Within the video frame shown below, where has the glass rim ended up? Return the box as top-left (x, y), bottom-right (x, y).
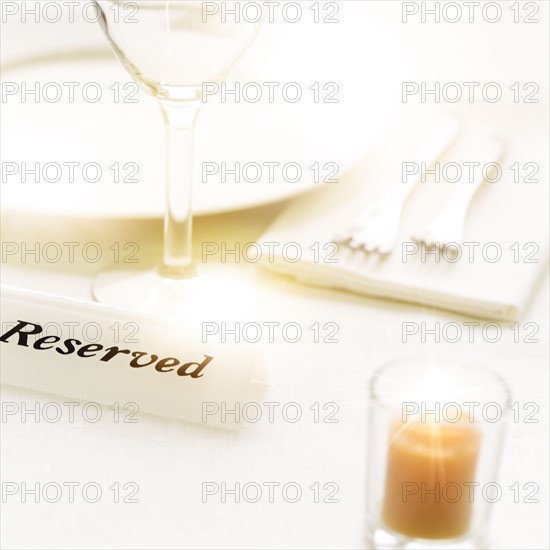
top-left (369, 352), bottom-right (512, 412)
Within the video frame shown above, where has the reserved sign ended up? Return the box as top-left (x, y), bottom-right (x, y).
top-left (0, 286), bottom-right (264, 429)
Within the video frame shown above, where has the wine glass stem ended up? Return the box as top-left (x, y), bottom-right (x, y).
top-left (158, 100), bottom-right (202, 279)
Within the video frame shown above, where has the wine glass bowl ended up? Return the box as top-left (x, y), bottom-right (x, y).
top-left (94, 1), bottom-right (264, 100)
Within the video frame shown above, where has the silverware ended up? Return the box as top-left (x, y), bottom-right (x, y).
top-left (411, 138), bottom-right (505, 251)
top-left (334, 116), bottom-right (460, 254)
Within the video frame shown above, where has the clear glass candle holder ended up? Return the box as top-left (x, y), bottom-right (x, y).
top-left (366, 354), bottom-right (511, 549)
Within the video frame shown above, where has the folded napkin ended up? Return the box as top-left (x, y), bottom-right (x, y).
top-left (258, 116), bottom-right (548, 320)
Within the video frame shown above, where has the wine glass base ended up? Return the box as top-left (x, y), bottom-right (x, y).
top-left (92, 264), bottom-right (260, 321)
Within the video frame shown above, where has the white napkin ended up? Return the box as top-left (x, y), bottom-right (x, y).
top-left (258, 117), bottom-right (548, 320)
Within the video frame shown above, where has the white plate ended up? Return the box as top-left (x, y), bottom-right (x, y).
top-left (1, 52), bottom-right (376, 218)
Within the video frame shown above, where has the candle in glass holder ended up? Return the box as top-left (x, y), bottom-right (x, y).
top-left (382, 420), bottom-right (481, 540)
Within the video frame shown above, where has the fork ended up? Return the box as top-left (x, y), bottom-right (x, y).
top-left (334, 116), bottom-right (461, 254)
top-left (411, 138), bottom-right (505, 251)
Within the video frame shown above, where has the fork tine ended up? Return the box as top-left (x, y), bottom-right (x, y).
top-left (377, 244), bottom-right (392, 255)
top-left (333, 233), bottom-right (348, 244)
top-left (364, 241), bottom-right (377, 253)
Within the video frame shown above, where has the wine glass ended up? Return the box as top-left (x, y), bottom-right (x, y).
top-left (91, 0), bottom-right (265, 318)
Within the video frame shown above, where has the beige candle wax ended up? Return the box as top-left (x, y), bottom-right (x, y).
top-left (382, 420), bottom-right (481, 539)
